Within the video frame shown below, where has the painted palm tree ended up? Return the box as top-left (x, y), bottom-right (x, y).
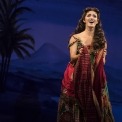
top-left (0, 0), bottom-right (35, 92)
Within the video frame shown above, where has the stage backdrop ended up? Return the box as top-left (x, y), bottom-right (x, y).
top-left (0, 0), bottom-right (122, 122)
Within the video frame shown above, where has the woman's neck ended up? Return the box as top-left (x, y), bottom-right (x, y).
top-left (83, 27), bottom-right (95, 37)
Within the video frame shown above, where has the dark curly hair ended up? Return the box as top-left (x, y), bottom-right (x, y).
top-left (73, 7), bottom-right (106, 50)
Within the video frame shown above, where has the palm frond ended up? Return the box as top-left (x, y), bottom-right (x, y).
top-left (0, 0), bottom-right (7, 15)
top-left (14, 47), bottom-right (24, 59)
top-left (0, 11), bottom-right (6, 23)
top-left (17, 42), bottom-right (34, 50)
top-left (16, 45), bottom-right (31, 57)
top-left (0, 5), bottom-right (6, 23)
top-left (10, 7), bottom-right (32, 19)
top-left (15, 33), bottom-right (35, 45)
top-left (12, 18), bottom-right (27, 26)
top-left (18, 28), bottom-right (31, 34)
top-left (11, 0), bottom-right (26, 8)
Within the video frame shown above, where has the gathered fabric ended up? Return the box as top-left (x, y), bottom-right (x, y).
top-left (57, 44), bottom-right (114, 122)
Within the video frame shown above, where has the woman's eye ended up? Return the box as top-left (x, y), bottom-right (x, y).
top-left (93, 15), bottom-right (97, 18)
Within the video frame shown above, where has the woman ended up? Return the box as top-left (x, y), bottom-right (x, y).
top-left (57, 7), bottom-right (114, 122)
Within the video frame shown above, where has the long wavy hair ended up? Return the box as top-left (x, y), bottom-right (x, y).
top-left (73, 7), bottom-right (106, 50)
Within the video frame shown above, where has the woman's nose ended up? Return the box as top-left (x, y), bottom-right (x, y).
top-left (89, 17), bottom-right (93, 21)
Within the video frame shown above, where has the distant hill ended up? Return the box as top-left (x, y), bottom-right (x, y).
top-left (11, 42), bottom-right (69, 63)
top-left (31, 42), bottom-right (69, 64)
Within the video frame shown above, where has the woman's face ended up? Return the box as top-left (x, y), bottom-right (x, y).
top-left (83, 10), bottom-right (98, 28)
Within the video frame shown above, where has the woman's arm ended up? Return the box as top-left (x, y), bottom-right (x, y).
top-left (103, 42), bottom-right (107, 64)
top-left (69, 36), bottom-right (80, 62)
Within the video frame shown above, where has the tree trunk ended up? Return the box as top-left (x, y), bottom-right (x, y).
top-left (0, 53), bottom-right (11, 92)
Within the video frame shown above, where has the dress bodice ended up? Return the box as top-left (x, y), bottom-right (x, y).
top-left (68, 35), bottom-right (93, 54)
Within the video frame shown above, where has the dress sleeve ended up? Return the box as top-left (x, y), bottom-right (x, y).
top-left (68, 36), bottom-right (78, 48)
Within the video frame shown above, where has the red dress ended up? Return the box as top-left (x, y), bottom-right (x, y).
top-left (57, 37), bottom-right (114, 122)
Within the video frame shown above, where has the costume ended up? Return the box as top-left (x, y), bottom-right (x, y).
top-left (57, 37), bottom-right (114, 122)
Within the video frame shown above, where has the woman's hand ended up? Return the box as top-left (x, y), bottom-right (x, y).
top-left (78, 47), bottom-right (83, 54)
top-left (103, 49), bottom-right (107, 56)
top-left (103, 42), bottom-right (107, 64)
top-left (103, 49), bottom-right (107, 64)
